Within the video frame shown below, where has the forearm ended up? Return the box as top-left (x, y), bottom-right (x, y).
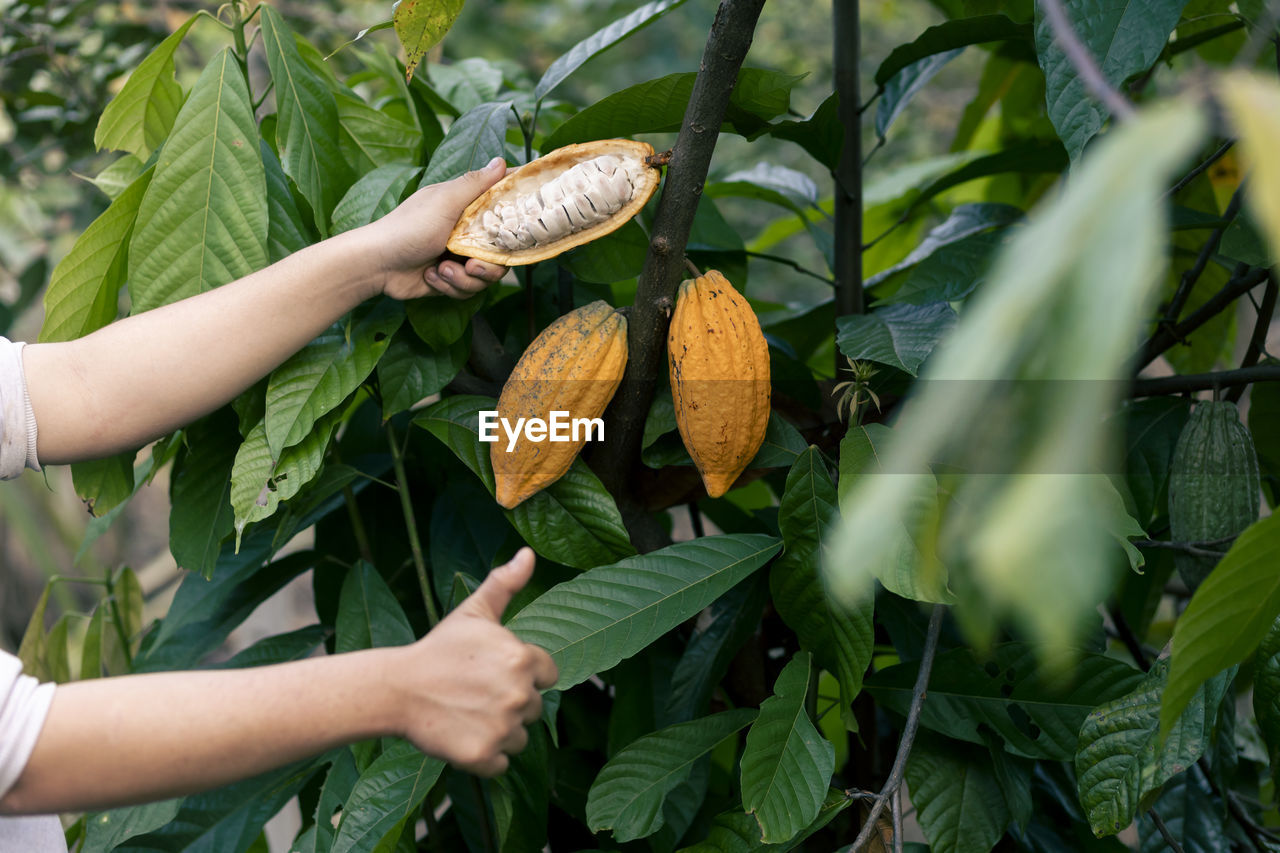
top-left (24, 226), bottom-right (385, 464)
top-left (0, 647), bottom-right (406, 815)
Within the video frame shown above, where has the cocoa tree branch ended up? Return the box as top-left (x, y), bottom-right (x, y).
top-left (1131, 362), bottom-right (1280, 397)
top-left (834, 0), bottom-right (864, 320)
top-left (1226, 271), bottom-right (1278, 403)
top-left (1159, 185), bottom-right (1246, 333)
top-left (1134, 265), bottom-right (1269, 369)
top-left (1148, 809), bottom-right (1187, 853)
top-left (1039, 0), bottom-right (1136, 121)
top-left (850, 604), bottom-right (944, 852)
top-left (592, 0), bottom-right (767, 526)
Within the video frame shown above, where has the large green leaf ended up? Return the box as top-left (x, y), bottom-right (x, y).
top-left (1114, 397), bottom-right (1192, 527)
top-left (505, 534), bottom-right (781, 689)
top-left (229, 409), bottom-right (341, 541)
top-left (835, 302), bottom-right (956, 376)
top-left (905, 734), bottom-right (1011, 853)
top-left (677, 790), bottom-right (853, 853)
top-left (71, 452), bottom-right (134, 517)
top-left (534, 0), bottom-right (689, 101)
top-left (771, 447), bottom-right (872, 731)
top-left (40, 166), bottom-right (152, 343)
top-left (876, 50), bottom-right (964, 140)
top-left (331, 164), bottom-right (422, 235)
top-left (1254, 615), bottom-right (1280, 770)
top-left (1034, 0), bottom-right (1192, 161)
top-left (262, 142), bottom-right (312, 263)
top-left (413, 395), bottom-right (634, 569)
top-left (1162, 513), bottom-right (1280, 735)
top-left (260, 6), bottom-right (352, 234)
top-left (1076, 658), bottom-right (1233, 837)
top-left (828, 102), bottom-right (1204, 651)
top-left (865, 202), bottom-right (1022, 289)
top-left (336, 91), bottom-right (423, 173)
top-left (587, 709), bottom-right (756, 842)
top-left (393, 0), bottom-right (465, 81)
top-left (405, 292), bottom-right (485, 350)
top-left (377, 325), bottom-right (470, 419)
top-left (875, 15), bottom-right (1032, 87)
top-left (1136, 765), bottom-right (1229, 853)
top-left (421, 100), bottom-right (511, 186)
top-left (866, 643), bottom-right (1145, 760)
top-left (169, 410), bottom-right (238, 578)
top-left (335, 561), bottom-right (416, 653)
top-left (94, 15), bottom-right (197, 158)
top-left (82, 799), bottom-right (182, 853)
top-left (740, 652), bottom-right (835, 844)
top-left (331, 739), bottom-right (444, 853)
top-left (264, 300), bottom-right (402, 458)
top-left (128, 49), bottom-right (267, 314)
top-left (544, 69), bottom-right (801, 151)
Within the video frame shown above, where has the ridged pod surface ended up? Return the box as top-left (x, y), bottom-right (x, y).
top-left (668, 270), bottom-right (771, 498)
top-left (1168, 400), bottom-right (1260, 587)
top-left (493, 300), bottom-right (628, 509)
top-left (447, 139), bottom-right (662, 266)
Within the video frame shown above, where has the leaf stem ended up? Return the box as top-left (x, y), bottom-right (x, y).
top-left (1148, 809), bottom-right (1187, 853)
top-left (104, 570), bottom-right (134, 672)
top-left (849, 603), bottom-right (944, 852)
top-left (387, 421), bottom-right (440, 628)
top-left (1226, 271), bottom-right (1278, 404)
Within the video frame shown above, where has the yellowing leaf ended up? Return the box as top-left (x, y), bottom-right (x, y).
top-left (1220, 73), bottom-right (1280, 264)
top-left (393, 0), bottom-right (465, 81)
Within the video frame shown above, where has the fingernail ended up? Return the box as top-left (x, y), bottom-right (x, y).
top-left (440, 266), bottom-right (454, 280)
top-left (487, 156), bottom-right (505, 171)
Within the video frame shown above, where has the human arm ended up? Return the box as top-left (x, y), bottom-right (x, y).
top-left (0, 548), bottom-right (556, 816)
top-left (23, 157), bottom-right (509, 465)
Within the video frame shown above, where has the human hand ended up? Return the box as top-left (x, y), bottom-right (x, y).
top-left (394, 547), bottom-right (557, 776)
top-left (363, 156), bottom-right (511, 301)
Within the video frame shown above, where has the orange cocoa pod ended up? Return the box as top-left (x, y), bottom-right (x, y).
top-left (447, 139), bottom-right (663, 266)
top-left (492, 300), bottom-right (628, 508)
top-left (668, 270), bottom-right (771, 498)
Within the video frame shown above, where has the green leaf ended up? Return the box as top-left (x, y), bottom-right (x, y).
top-left (421, 100), bottom-right (511, 186)
top-left (40, 166), bottom-right (152, 343)
top-left (71, 452), bottom-right (135, 517)
top-left (506, 534), bottom-right (781, 690)
top-left (1076, 657), bottom-right (1233, 837)
top-left (1136, 767), bottom-right (1229, 853)
top-left (94, 15), bottom-right (197, 158)
top-left (405, 292), bottom-right (485, 350)
top-left (740, 652), bottom-right (835, 844)
top-left (1034, 0), bottom-right (1192, 160)
top-left (544, 69), bottom-right (799, 151)
top-left (677, 789), bottom-right (853, 853)
top-left (493, 725), bottom-right (551, 853)
top-left (1255, 615), bottom-right (1280, 770)
top-left (587, 709), bottom-right (755, 842)
top-left (331, 739), bottom-right (445, 853)
top-left (534, 0), bottom-right (690, 101)
top-left (835, 302), bottom-right (956, 376)
top-left (82, 798), bottom-right (183, 853)
top-left (331, 164), bottom-right (422, 235)
top-left (905, 734), bottom-right (1012, 853)
top-left (16, 585), bottom-right (51, 682)
top-left (262, 142), bottom-right (313, 263)
top-left (1114, 397), bottom-right (1192, 527)
top-left (210, 625), bottom-right (327, 669)
top-left (377, 326), bottom-right (470, 419)
top-left (336, 90), bottom-right (423, 172)
top-left (335, 561), bottom-right (416, 653)
top-left (1220, 75), bottom-right (1280, 264)
top-left (169, 410), bottom-right (238, 578)
top-left (771, 447), bottom-right (872, 731)
top-left (866, 202), bottom-right (1022, 290)
top-left (836, 424), bottom-right (952, 604)
top-left (762, 93), bottom-right (841, 171)
top-left (229, 410), bottom-right (341, 541)
top-left (1248, 358), bottom-right (1280, 506)
top-left (560, 220), bottom-right (650, 284)
top-left (393, 0), bottom-right (465, 82)
top-left (1162, 513), bottom-right (1280, 735)
top-left (876, 49), bottom-right (964, 139)
top-left (260, 6), bottom-right (353, 234)
top-left (128, 49), bottom-right (267, 314)
top-left (875, 15), bottom-right (1032, 87)
top-left (413, 395), bottom-right (634, 569)
top-left (302, 751), bottom-right (360, 853)
top-left (866, 643), bottom-right (1145, 760)
top-left (881, 230), bottom-right (1005, 305)
top-left (265, 300), bottom-right (402, 458)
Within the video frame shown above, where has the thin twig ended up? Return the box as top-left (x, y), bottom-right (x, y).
top-left (1040, 0), bottom-right (1136, 120)
top-left (1164, 139), bottom-right (1235, 200)
top-left (849, 604), bottom-right (945, 852)
top-left (1133, 537), bottom-right (1235, 559)
top-left (833, 0), bottom-right (864, 322)
top-left (1148, 809), bottom-right (1187, 853)
top-left (1160, 185), bottom-right (1247, 329)
top-left (1226, 272), bottom-right (1278, 404)
top-left (1107, 604), bottom-right (1152, 672)
top-left (1135, 265), bottom-right (1268, 370)
top-left (1132, 362), bottom-right (1280, 397)
top-left (892, 787), bottom-right (904, 853)
top-left (743, 250), bottom-right (834, 285)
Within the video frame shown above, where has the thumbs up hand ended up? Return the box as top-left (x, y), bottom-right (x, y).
top-left (395, 547), bottom-right (558, 776)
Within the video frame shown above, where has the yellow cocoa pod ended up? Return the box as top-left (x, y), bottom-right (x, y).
top-left (447, 139), bottom-right (663, 266)
top-left (668, 270), bottom-right (771, 498)
top-left (493, 300), bottom-right (628, 508)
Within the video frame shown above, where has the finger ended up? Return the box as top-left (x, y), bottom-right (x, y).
top-left (500, 724), bottom-right (529, 755)
top-left (424, 267), bottom-right (466, 298)
top-left (521, 691), bottom-right (544, 724)
top-left (468, 753), bottom-right (509, 778)
top-left (530, 647), bottom-right (559, 691)
top-left (437, 261), bottom-right (491, 294)
top-left (463, 259), bottom-right (508, 282)
top-left (459, 547), bottom-right (536, 622)
top-left (433, 156), bottom-right (507, 216)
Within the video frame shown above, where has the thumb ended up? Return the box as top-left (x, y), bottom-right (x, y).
top-left (434, 156), bottom-right (507, 216)
top-left (461, 547), bottom-right (535, 622)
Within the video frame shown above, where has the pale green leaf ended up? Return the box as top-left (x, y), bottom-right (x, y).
top-left (740, 652), bottom-right (835, 844)
top-left (1219, 74), bottom-right (1280, 261)
top-left (332, 164), bottom-right (421, 235)
top-left (94, 15), bottom-right (197, 158)
top-left (336, 91), bottom-right (423, 172)
top-left (230, 410), bottom-right (341, 541)
top-left (420, 100), bottom-right (511, 186)
top-left (506, 534), bottom-right (782, 690)
top-left (128, 49), bottom-right (267, 314)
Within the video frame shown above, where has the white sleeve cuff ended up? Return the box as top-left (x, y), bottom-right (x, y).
top-left (0, 652), bottom-right (56, 800)
top-left (0, 338), bottom-right (41, 480)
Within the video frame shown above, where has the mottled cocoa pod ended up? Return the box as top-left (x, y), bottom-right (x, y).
top-left (492, 300), bottom-right (628, 508)
top-left (447, 139), bottom-right (662, 266)
top-left (668, 270), bottom-right (771, 498)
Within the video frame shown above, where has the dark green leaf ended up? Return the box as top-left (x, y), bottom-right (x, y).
top-left (405, 292), bottom-right (485, 350)
top-left (866, 202), bottom-right (1022, 289)
top-left (169, 410), bottom-right (239, 578)
top-left (560, 220), bottom-right (649, 284)
top-left (211, 625), bottom-right (327, 669)
top-left (506, 534), bottom-right (781, 689)
top-left (1114, 397), bottom-right (1192, 527)
top-left (331, 739), bottom-right (444, 853)
top-left (763, 93), bottom-right (841, 170)
top-left (262, 142), bottom-right (313, 263)
top-left (82, 799), bottom-right (182, 853)
top-left (1136, 768), bottom-right (1229, 853)
top-left (336, 561), bottom-right (416, 653)
top-left (835, 302), bottom-right (956, 376)
top-left (377, 325), bottom-right (470, 419)
top-left (1258, 616), bottom-right (1280, 770)
top-left (421, 100), bottom-right (511, 186)
top-left (875, 15), bottom-right (1032, 86)
top-left (331, 164), bottom-right (421, 235)
top-left (71, 452), bottom-right (135, 517)
top-left (906, 734), bottom-right (1011, 853)
top-left (877, 49), bottom-right (965, 139)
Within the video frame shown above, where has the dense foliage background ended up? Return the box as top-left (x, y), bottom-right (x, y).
top-left (6, 0), bottom-right (1280, 850)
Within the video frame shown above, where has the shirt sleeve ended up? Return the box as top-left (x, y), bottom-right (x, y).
top-left (0, 337), bottom-right (40, 480)
top-left (0, 649), bottom-right (56, 800)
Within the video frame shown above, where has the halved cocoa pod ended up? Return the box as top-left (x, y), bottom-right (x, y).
top-left (447, 139), bottom-right (663, 266)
